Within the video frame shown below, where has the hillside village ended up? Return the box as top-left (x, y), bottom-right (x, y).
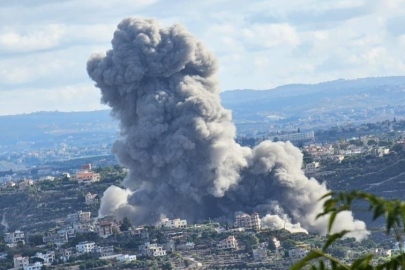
top-left (2, 118), bottom-right (405, 269)
top-left (0, 162), bottom-right (401, 270)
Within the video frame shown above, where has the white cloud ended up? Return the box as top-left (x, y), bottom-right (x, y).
top-left (1, 0), bottom-right (405, 114)
top-left (242, 23), bottom-right (300, 48)
top-left (0, 84), bottom-right (107, 116)
top-left (0, 24), bottom-right (65, 53)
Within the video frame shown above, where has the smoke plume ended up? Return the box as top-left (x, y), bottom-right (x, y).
top-left (87, 18), bottom-right (367, 240)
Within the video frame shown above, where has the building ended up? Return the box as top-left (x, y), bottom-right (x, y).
top-left (288, 244), bottom-right (309, 259)
top-left (269, 131), bottom-right (315, 143)
top-left (43, 231), bottom-right (68, 246)
top-left (58, 227), bottom-right (76, 239)
top-left (73, 222), bottom-right (94, 233)
top-left (78, 211), bottom-right (91, 222)
top-left (32, 251), bottom-right (55, 266)
top-left (24, 262), bottom-right (43, 270)
top-left (139, 242), bottom-right (167, 257)
top-left (305, 162), bottom-right (320, 173)
top-left (18, 179), bottom-right (34, 190)
top-left (253, 243), bottom-right (268, 261)
top-left (234, 212), bottom-right (261, 230)
top-left (85, 192), bottom-right (98, 205)
top-left (159, 218), bottom-right (187, 229)
top-left (176, 242), bottom-right (195, 250)
top-left (59, 248), bottom-right (75, 262)
top-left (371, 147), bottom-right (390, 157)
top-left (5, 230), bottom-right (25, 247)
top-left (217, 236), bottom-right (238, 250)
top-left (76, 241), bottom-right (96, 253)
top-left (13, 254), bottom-right (29, 269)
top-left (4, 181), bottom-right (16, 188)
top-left (117, 254), bottom-right (137, 263)
top-left (134, 226), bottom-right (149, 239)
top-left (93, 246), bottom-right (114, 257)
top-left (375, 248), bottom-right (392, 257)
top-left (96, 222), bottom-right (114, 238)
top-left (61, 172), bottom-right (71, 179)
top-left (75, 171), bottom-right (100, 184)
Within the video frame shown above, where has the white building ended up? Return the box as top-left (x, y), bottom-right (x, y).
top-left (73, 222), bottom-right (94, 233)
top-left (14, 254), bottom-right (29, 269)
top-left (117, 254), bottom-right (137, 263)
top-left (85, 192), bottom-right (98, 205)
top-left (78, 211), bottom-right (91, 223)
top-left (43, 231), bottom-right (68, 246)
top-left (159, 218), bottom-right (187, 229)
top-left (217, 236), bottom-right (238, 250)
top-left (32, 251), bottom-right (55, 266)
top-left (5, 230), bottom-right (25, 247)
top-left (305, 162), bottom-right (320, 173)
top-left (76, 241), bottom-right (96, 253)
top-left (93, 246), bottom-right (114, 257)
top-left (24, 262), bottom-right (43, 270)
top-left (253, 244), bottom-right (268, 261)
top-left (18, 179), bottom-right (34, 190)
top-left (177, 242), bottom-right (195, 250)
top-left (269, 131), bottom-right (315, 143)
top-left (139, 242), bottom-right (167, 257)
top-left (288, 244), bottom-right (309, 259)
top-left (234, 212), bottom-right (261, 230)
top-left (66, 210), bottom-right (91, 223)
top-left (59, 248), bottom-right (75, 262)
top-left (75, 171), bottom-right (100, 184)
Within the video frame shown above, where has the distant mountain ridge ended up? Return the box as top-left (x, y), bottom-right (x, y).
top-left (1, 76), bottom-right (405, 147)
top-left (220, 76), bottom-right (405, 124)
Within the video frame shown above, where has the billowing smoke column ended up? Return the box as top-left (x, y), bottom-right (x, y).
top-left (87, 18), bottom-right (367, 239)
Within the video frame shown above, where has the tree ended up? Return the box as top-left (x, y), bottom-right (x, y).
top-left (120, 216), bottom-right (132, 232)
top-left (28, 234), bottom-right (44, 246)
top-left (162, 262), bottom-right (174, 270)
top-left (244, 235), bottom-right (259, 252)
top-left (292, 191), bottom-right (405, 270)
top-left (268, 239), bottom-right (277, 251)
top-left (367, 139), bottom-right (377, 146)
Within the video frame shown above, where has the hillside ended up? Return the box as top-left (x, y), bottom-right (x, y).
top-left (1, 77), bottom-right (405, 150)
top-left (221, 76), bottom-right (405, 125)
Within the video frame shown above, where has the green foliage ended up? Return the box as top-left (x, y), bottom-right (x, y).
top-left (28, 234), bottom-right (44, 246)
top-left (120, 216), bottom-right (132, 232)
top-left (244, 235), bottom-right (259, 252)
top-left (292, 191), bottom-right (405, 270)
top-left (368, 140), bottom-right (377, 146)
top-left (349, 139), bottom-right (364, 146)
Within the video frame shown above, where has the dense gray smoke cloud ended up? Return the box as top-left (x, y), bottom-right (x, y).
top-left (88, 18), bottom-right (367, 240)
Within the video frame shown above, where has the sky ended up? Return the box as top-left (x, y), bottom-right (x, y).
top-left (1, 0), bottom-right (405, 115)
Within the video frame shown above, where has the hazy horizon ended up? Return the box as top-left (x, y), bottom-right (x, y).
top-left (1, 0), bottom-right (405, 115)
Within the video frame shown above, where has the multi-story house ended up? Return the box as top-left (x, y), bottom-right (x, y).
top-left (43, 231), bottom-right (68, 246)
top-left (24, 262), bottom-right (43, 270)
top-left (32, 251), bottom-right (55, 266)
top-left (85, 192), bottom-right (98, 205)
top-left (5, 230), bottom-right (25, 247)
top-left (76, 241), bottom-right (96, 253)
top-left (288, 244), bottom-right (309, 259)
top-left (234, 212), bottom-right (261, 230)
top-left (159, 218), bottom-right (187, 229)
top-left (96, 222), bottom-right (116, 238)
top-left (139, 242), bottom-right (167, 257)
top-left (117, 254), bottom-right (137, 263)
top-left (217, 236), bottom-right (238, 250)
top-left (93, 246), bottom-right (114, 257)
top-left (13, 254), bottom-right (29, 269)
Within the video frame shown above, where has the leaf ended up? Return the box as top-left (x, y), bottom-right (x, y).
top-left (323, 230), bottom-right (349, 251)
